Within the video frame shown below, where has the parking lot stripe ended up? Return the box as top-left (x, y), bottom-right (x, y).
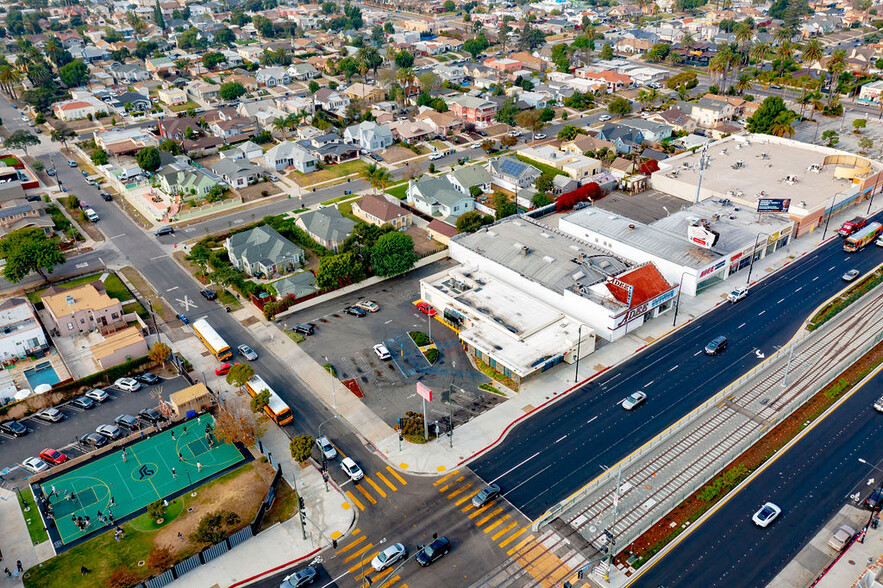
top-left (386, 466), bottom-right (407, 485)
top-left (434, 470), bottom-right (460, 486)
top-left (375, 472), bottom-right (397, 492)
top-left (356, 484), bottom-right (377, 504)
top-left (345, 490), bottom-right (365, 511)
top-left (507, 535), bottom-right (535, 556)
top-left (365, 476), bottom-right (386, 498)
top-left (339, 534), bottom-right (366, 556)
top-left (474, 506), bottom-right (503, 525)
top-left (456, 488), bottom-right (482, 506)
top-left (484, 514), bottom-right (510, 534)
top-left (343, 540), bottom-right (373, 563)
top-left (446, 482), bottom-right (472, 499)
top-left (498, 527), bottom-right (528, 548)
top-left (491, 520), bottom-right (519, 541)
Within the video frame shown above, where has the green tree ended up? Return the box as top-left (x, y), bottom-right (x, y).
top-left (853, 118), bottom-right (867, 133)
top-left (455, 210), bottom-right (492, 233)
top-left (5, 130), bottom-right (39, 154)
top-left (308, 80), bottom-right (320, 94)
top-left (384, 22), bottom-right (394, 34)
top-left (226, 363), bottom-right (256, 392)
top-left (462, 35), bottom-right (490, 59)
top-left (51, 125), bottom-right (76, 148)
top-left (599, 43), bottom-right (614, 60)
top-left (159, 139), bottom-right (183, 155)
top-left (645, 43), bottom-right (670, 62)
top-left (443, 0), bottom-right (455, 10)
top-left (191, 510), bottom-right (241, 545)
top-left (492, 192), bottom-right (516, 220)
top-left (495, 97), bottom-right (520, 125)
top-left (58, 59), bottom-right (89, 87)
top-left (0, 227), bottom-right (65, 283)
top-left (859, 135), bottom-right (874, 153)
top-left (532, 192), bottom-right (552, 207)
top-left (202, 52), bottom-right (225, 70)
top-left (500, 134), bottom-right (517, 149)
top-left (395, 50), bottom-right (414, 69)
top-left (153, 0), bottom-right (165, 29)
top-left (289, 434), bottom-right (314, 462)
top-left (214, 27), bottom-right (235, 46)
top-left (535, 174), bottom-right (554, 193)
top-left (250, 389), bottom-right (270, 413)
top-left (608, 96), bottom-right (632, 116)
top-left (219, 81), bottom-right (246, 101)
top-left (822, 129), bottom-right (839, 147)
top-left (746, 96), bottom-right (796, 135)
top-left (557, 124), bottom-right (579, 141)
top-left (91, 148), bottom-right (108, 165)
top-left (316, 251), bottom-right (366, 289)
top-left (136, 146), bottom-right (161, 172)
top-left (370, 232), bottom-right (418, 277)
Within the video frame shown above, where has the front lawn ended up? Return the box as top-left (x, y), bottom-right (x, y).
top-left (27, 272), bottom-right (131, 305)
top-left (386, 184), bottom-right (408, 200)
top-left (290, 160), bottom-right (368, 187)
top-left (168, 100), bottom-right (200, 113)
top-left (18, 487), bottom-right (49, 544)
top-left (514, 154), bottom-right (569, 178)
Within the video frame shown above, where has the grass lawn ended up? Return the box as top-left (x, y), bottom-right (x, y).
top-left (18, 487), bottom-right (49, 544)
top-left (430, 140), bottom-right (449, 150)
top-left (320, 194), bottom-right (359, 206)
top-left (386, 184), bottom-right (408, 200)
top-left (435, 55), bottom-right (448, 62)
top-left (27, 272), bottom-right (131, 304)
top-left (217, 289), bottom-right (242, 310)
top-left (121, 300), bottom-right (148, 320)
top-left (515, 154), bottom-right (569, 178)
top-left (290, 160), bottom-right (368, 187)
top-left (337, 201), bottom-right (361, 223)
top-left (168, 100), bottom-right (200, 113)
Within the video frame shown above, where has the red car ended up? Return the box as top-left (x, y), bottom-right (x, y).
top-left (416, 301), bottom-right (437, 317)
top-left (39, 448), bottom-right (68, 465)
top-left (215, 362), bottom-right (241, 376)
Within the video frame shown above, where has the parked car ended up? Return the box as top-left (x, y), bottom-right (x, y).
top-left (344, 306), bottom-right (367, 317)
top-left (70, 396), bottom-right (95, 410)
top-left (843, 269), bottom-right (860, 282)
top-left (622, 391), bottom-right (647, 410)
top-left (828, 524), bottom-right (856, 551)
top-left (598, 114), bottom-right (612, 122)
top-left (316, 436), bottom-right (337, 460)
top-left (752, 502), bottom-right (781, 527)
top-left (115, 414), bottom-right (140, 431)
top-left (340, 457), bottom-right (364, 481)
top-left (215, 362), bottom-right (241, 376)
top-left (357, 300), bottom-right (380, 312)
top-left (39, 448), bottom-right (68, 465)
top-left (35, 407), bottom-right (65, 422)
top-left (96, 424), bottom-right (124, 440)
top-left (373, 343), bottom-right (391, 360)
top-left (100, 192), bottom-right (112, 201)
top-left (139, 408), bottom-right (165, 425)
top-left (176, 313), bottom-right (189, 324)
top-left (46, 168), bottom-right (56, 176)
top-left (416, 301), bottom-right (437, 317)
top-left (866, 486), bottom-right (883, 511)
top-left (293, 324), bottom-right (315, 336)
top-left (416, 536), bottom-right (451, 566)
top-left (534, 133), bottom-right (547, 140)
top-left (472, 484), bottom-right (501, 508)
top-left (369, 153), bottom-right (383, 162)
top-left (727, 286), bottom-right (749, 303)
top-left (875, 395), bottom-right (883, 413)
top-left (84, 208), bottom-right (99, 222)
top-left (155, 226), bottom-right (175, 237)
top-left (704, 336), bottom-right (728, 356)
top-left (114, 378), bottom-right (141, 392)
top-left (80, 432), bottom-right (108, 448)
top-left (279, 566), bottom-right (317, 587)
top-left (21, 457), bottom-right (49, 474)
top-left (135, 372), bottom-right (160, 385)
top-left (238, 344), bottom-right (258, 360)
top-left (371, 543), bottom-right (407, 571)
top-left (429, 152), bottom-right (444, 161)
top-left (200, 289), bottom-right (217, 301)
top-left (0, 420), bottom-right (28, 437)
top-left (67, 160), bottom-right (78, 167)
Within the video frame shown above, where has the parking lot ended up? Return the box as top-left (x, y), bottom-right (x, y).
top-left (0, 375), bottom-right (193, 488)
top-left (280, 261), bottom-right (504, 429)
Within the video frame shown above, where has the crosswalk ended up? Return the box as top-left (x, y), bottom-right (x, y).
top-left (338, 529), bottom-right (409, 588)
top-left (342, 465), bottom-right (408, 512)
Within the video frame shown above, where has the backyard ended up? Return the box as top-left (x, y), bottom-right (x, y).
top-left (289, 159), bottom-right (368, 187)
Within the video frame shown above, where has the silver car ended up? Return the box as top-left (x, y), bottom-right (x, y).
top-left (622, 391), bottom-right (647, 410)
top-left (238, 345), bottom-right (258, 360)
top-left (371, 543), bottom-right (406, 571)
top-left (35, 407), bottom-right (64, 422)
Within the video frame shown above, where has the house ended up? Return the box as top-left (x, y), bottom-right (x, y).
top-left (313, 88), bottom-right (351, 113)
top-left (611, 119), bottom-right (673, 143)
top-left (158, 86), bottom-right (188, 106)
top-left (510, 51), bottom-right (547, 72)
top-left (108, 90), bottom-right (151, 114)
top-left (146, 56), bottom-right (176, 74)
top-left (389, 119), bottom-right (435, 144)
top-left (263, 141), bottom-right (318, 173)
top-left (0, 298), bottom-right (48, 361)
top-left (426, 219), bottom-right (458, 245)
top-left (287, 63), bottom-right (319, 80)
top-left (614, 38), bottom-right (655, 55)
top-left (519, 145), bottom-right (602, 182)
top-left (575, 70), bottom-right (633, 92)
top-left (859, 79), bottom-right (883, 103)
top-left (434, 64), bottom-right (466, 85)
top-left (221, 50), bottom-right (244, 68)
top-left (226, 225), bottom-right (304, 278)
top-left (484, 57), bottom-right (521, 73)
top-left (211, 158), bottom-right (263, 188)
top-left (219, 140), bottom-right (263, 161)
top-left (295, 208), bottom-right (356, 252)
top-left (158, 116), bottom-right (200, 141)
top-left (351, 194), bottom-right (412, 230)
top-left (157, 166), bottom-right (220, 197)
top-left (415, 109), bottom-right (461, 136)
top-left (447, 165), bottom-right (493, 195)
top-left (108, 62), bottom-right (150, 82)
top-left (689, 96), bottom-right (736, 127)
top-left (42, 281), bottom-right (125, 337)
top-left (448, 94), bottom-right (497, 127)
top-left (487, 156), bottom-right (541, 192)
top-left (0, 200), bottom-right (54, 238)
top-left (209, 117), bottom-right (257, 141)
top-left (343, 83), bottom-right (385, 105)
top-left (52, 97), bottom-right (108, 121)
top-left (406, 176), bottom-right (475, 221)
top-left (649, 108), bottom-right (697, 134)
top-left (597, 123), bottom-right (646, 154)
top-left (90, 326), bottom-right (148, 370)
top-left (343, 121), bottom-right (393, 152)
top-left (256, 66), bottom-right (291, 87)
top-left (187, 79), bottom-right (221, 102)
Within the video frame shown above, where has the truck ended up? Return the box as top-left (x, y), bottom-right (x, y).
top-left (838, 217), bottom-right (868, 237)
top-left (844, 221), bottom-right (882, 252)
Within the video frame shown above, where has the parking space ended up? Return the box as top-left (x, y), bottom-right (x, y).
top-left (280, 260), bottom-right (503, 427)
top-left (0, 375), bottom-right (193, 487)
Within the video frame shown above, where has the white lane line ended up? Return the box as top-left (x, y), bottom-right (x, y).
top-left (778, 298), bottom-right (785, 304)
top-left (151, 255), bottom-right (165, 260)
top-left (829, 266), bottom-right (835, 271)
top-left (645, 379), bottom-right (655, 387)
top-left (586, 416), bottom-right (598, 425)
top-left (167, 287), bottom-right (179, 292)
top-left (668, 364), bottom-right (678, 372)
top-left (758, 310), bottom-right (766, 316)
top-left (812, 276), bottom-right (819, 281)
top-left (490, 451), bottom-right (541, 485)
top-left (795, 287), bottom-right (802, 293)
top-left (321, 572), bottom-right (351, 588)
top-left (555, 435), bottom-right (567, 444)
top-left (738, 323), bottom-right (745, 329)
top-left (694, 350), bottom-right (702, 356)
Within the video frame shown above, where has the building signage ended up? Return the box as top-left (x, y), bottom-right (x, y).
top-left (730, 251), bottom-right (742, 262)
top-left (614, 287), bottom-right (678, 328)
top-left (687, 224), bottom-right (719, 249)
top-left (416, 382), bottom-right (432, 402)
top-left (757, 198), bottom-right (791, 213)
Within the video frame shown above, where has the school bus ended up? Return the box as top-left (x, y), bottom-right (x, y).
top-left (244, 374), bottom-right (294, 426)
top-left (192, 318), bottom-right (232, 361)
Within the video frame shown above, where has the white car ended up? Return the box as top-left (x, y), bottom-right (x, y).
top-left (85, 388), bottom-right (109, 402)
top-left (21, 457), bottom-right (49, 474)
top-left (727, 286), bottom-right (749, 303)
top-left (114, 378), bottom-right (141, 392)
top-left (598, 114), bottom-right (612, 122)
top-left (875, 395), bottom-right (883, 413)
top-left (622, 391), bottom-right (647, 410)
top-left (752, 502), bottom-right (781, 527)
top-left (828, 524), bottom-right (856, 551)
top-left (316, 436), bottom-right (337, 460)
top-left (534, 133), bottom-right (547, 140)
top-left (340, 457), bottom-right (364, 481)
top-left (429, 152), bottom-right (444, 161)
top-left (843, 269), bottom-right (860, 282)
top-left (373, 343), bottom-right (391, 360)
top-left (238, 344), bottom-right (258, 360)
top-left (371, 543), bottom-right (407, 571)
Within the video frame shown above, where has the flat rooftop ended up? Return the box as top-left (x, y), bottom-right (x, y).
top-left (654, 134), bottom-right (876, 213)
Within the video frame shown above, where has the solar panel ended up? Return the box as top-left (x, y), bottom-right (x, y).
top-left (499, 159), bottom-right (525, 177)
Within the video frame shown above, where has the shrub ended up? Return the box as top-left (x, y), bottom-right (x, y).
top-left (190, 510), bottom-right (242, 545)
top-left (399, 410), bottom-right (427, 442)
top-left (147, 545), bottom-right (174, 571)
top-left (147, 499), bottom-right (167, 521)
top-left (106, 566), bottom-right (139, 588)
top-left (289, 434), bottom-right (314, 463)
top-left (424, 348), bottom-right (438, 364)
top-left (409, 330), bottom-right (431, 346)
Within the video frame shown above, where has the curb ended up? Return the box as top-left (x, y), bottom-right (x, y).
top-left (229, 547), bottom-right (321, 588)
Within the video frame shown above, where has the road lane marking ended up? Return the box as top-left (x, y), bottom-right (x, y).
top-left (109, 233), bottom-right (126, 239)
top-left (499, 526), bottom-right (528, 547)
top-left (555, 435), bottom-right (567, 443)
top-left (345, 490), bottom-right (364, 511)
top-left (795, 287), bottom-right (802, 292)
top-left (813, 276), bottom-right (819, 281)
top-left (507, 535), bottom-right (535, 556)
top-left (343, 540), bottom-right (372, 562)
top-left (668, 365), bottom-right (678, 372)
top-left (456, 489), bottom-right (482, 506)
top-left (434, 470), bottom-right (460, 486)
top-left (490, 451), bottom-right (540, 484)
top-left (491, 520), bottom-right (519, 540)
top-left (694, 350), bottom-right (702, 356)
top-left (758, 310), bottom-right (766, 316)
top-left (586, 416), bottom-right (598, 425)
top-left (469, 503), bottom-right (499, 521)
top-left (829, 266), bottom-right (835, 271)
top-left (151, 255), bottom-right (165, 260)
top-left (365, 476), bottom-right (386, 498)
top-left (778, 298), bottom-right (785, 304)
top-left (439, 476), bottom-right (465, 493)
top-left (166, 287), bottom-right (178, 292)
top-left (738, 323), bottom-right (745, 329)
top-left (349, 552), bottom-right (379, 574)
top-left (483, 513), bottom-right (510, 533)
top-left (375, 472), bottom-right (397, 491)
top-left (356, 484), bottom-right (376, 504)
top-left (378, 575), bottom-right (400, 588)
top-left (386, 466), bottom-right (407, 485)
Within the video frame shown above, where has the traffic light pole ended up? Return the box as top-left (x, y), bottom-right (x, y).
top-left (298, 495), bottom-right (307, 540)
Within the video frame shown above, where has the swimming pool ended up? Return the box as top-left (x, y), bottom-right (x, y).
top-left (24, 361), bottom-right (60, 390)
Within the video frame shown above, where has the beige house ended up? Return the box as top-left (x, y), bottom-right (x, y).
top-left (352, 194), bottom-right (412, 230)
top-left (90, 326), bottom-right (148, 369)
top-left (343, 83), bottom-right (385, 105)
top-left (518, 145), bottom-right (601, 181)
top-left (42, 282), bottom-right (125, 337)
top-left (158, 86), bottom-right (188, 106)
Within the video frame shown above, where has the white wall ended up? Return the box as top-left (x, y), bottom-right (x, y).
top-left (0, 324), bottom-right (47, 361)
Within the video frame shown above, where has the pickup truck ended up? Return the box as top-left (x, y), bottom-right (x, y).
top-left (838, 217), bottom-right (868, 237)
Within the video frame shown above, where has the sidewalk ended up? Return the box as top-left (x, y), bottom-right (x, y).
top-left (0, 487), bottom-right (55, 586)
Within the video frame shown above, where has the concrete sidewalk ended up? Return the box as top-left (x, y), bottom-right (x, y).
top-left (0, 487), bottom-right (54, 586)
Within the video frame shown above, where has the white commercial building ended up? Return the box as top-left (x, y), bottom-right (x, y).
top-left (0, 298), bottom-right (48, 361)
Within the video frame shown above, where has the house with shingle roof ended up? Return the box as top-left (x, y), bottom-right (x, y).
top-left (226, 225), bottom-right (304, 278)
top-left (447, 165), bottom-right (492, 195)
top-left (263, 141), bottom-right (318, 173)
top-left (406, 176), bottom-right (475, 221)
top-left (351, 194), bottom-right (412, 230)
top-left (295, 207), bottom-right (357, 252)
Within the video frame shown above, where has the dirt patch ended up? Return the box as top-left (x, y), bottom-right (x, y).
top-left (240, 316), bottom-right (261, 327)
top-left (404, 225), bottom-right (446, 256)
top-left (485, 123), bottom-right (510, 137)
top-left (381, 145), bottom-right (418, 164)
top-left (238, 181), bottom-right (283, 202)
top-left (119, 266), bottom-right (177, 324)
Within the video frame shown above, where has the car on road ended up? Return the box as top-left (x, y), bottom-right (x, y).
top-left (114, 378), bottom-right (141, 392)
top-left (622, 391), bottom-right (647, 410)
top-left (238, 344), bottom-right (258, 360)
top-left (416, 301), bottom-right (437, 317)
top-left (21, 457), bottom-right (49, 474)
top-left (429, 152), bottom-right (444, 161)
top-left (84, 208), bottom-right (99, 222)
top-left (507, 130), bottom-right (522, 137)
top-left (70, 396), bottom-right (95, 410)
top-left (215, 362), bottom-right (240, 376)
top-left (39, 448), bottom-right (68, 465)
top-left (704, 336), bottom-right (728, 356)
top-left (176, 313), bottom-right (189, 324)
top-left (843, 269), bottom-right (860, 282)
top-left (343, 306), bottom-right (367, 317)
top-left (292, 324), bottom-right (315, 336)
top-left (96, 424), bottom-right (124, 440)
top-left (0, 419), bottom-right (29, 437)
top-left (67, 160), bottom-right (77, 167)
top-left (598, 114), bottom-right (612, 122)
top-left (371, 543), bottom-right (407, 571)
top-left (115, 414), bottom-right (141, 431)
top-left (727, 286), bottom-right (749, 303)
top-left (139, 408), bottom-right (165, 425)
top-left (135, 372), bottom-right (160, 385)
top-left (752, 502), bottom-right (781, 527)
top-left (534, 133), bottom-right (547, 140)
top-left (866, 487), bottom-right (883, 510)
top-left (357, 300), bottom-right (380, 312)
top-left (416, 536), bottom-right (451, 566)
top-left (200, 289), bottom-right (217, 300)
top-left (154, 226), bottom-right (174, 236)
top-left (80, 432), bottom-right (108, 448)
top-left (828, 524), bottom-right (856, 551)
top-left (46, 168), bottom-right (56, 176)
top-left (373, 343), bottom-right (391, 360)
top-left (279, 566), bottom-right (317, 587)
top-left (35, 407), bottom-right (65, 422)
top-left (875, 395), bottom-right (883, 412)
top-left (340, 457), bottom-right (364, 481)
top-left (100, 192), bottom-right (112, 201)
top-left (472, 484), bottom-right (501, 508)
top-left (316, 436), bottom-right (337, 460)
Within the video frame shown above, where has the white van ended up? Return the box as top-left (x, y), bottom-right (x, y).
top-left (84, 208), bottom-right (99, 222)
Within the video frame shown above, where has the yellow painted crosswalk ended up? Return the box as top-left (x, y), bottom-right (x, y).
top-left (337, 467), bottom-right (412, 513)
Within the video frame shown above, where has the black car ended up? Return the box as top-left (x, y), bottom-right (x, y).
top-left (369, 152), bottom-right (383, 162)
top-left (293, 323), bottom-right (315, 335)
top-left (26, 194), bottom-right (43, 202)
top-left (344, 306), bottom-right (367, 317)
top-left (154, 226), bottom-right (174, 236)
top-left (70, 395), bottom-right (95, 409)
top-left (0, 420), bottom-right (28, 437)
top-left (704, 336), bottom-right (728, 356)
top-left (100, 192), bottom-right (112, 201)
top-left (866, 487), bottom-right (883, 511)
top-left (280, 566), bottom-right (317, 587)
top-left (138, 408), bottom-right (165, 425)
top-left (80, 432), bottom-right (108, 448)
top-left (114, 414), bottom-right (140, 431)
top-left (416, 537), bottom-right (451, 566)
top-left (200, 289), bottom-right (217, 301)
top-left (135, 372), bottom-right (160, 385)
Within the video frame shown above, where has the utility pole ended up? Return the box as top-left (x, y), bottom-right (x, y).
top-left (693, 139), bottom-right (711, 205)
top-left (602, 466), bottom-right (623, 581)
top-left (298, 495), bottom-right (307, 541)
top-left (574, 324), bottom-right (583, 383)
top-left (781, 343), bottom-right (796, 387)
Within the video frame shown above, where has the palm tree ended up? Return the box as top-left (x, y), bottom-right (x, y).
top-left (666, 51), bottom-right (683, 65)
top-left (749, 41), bottom-right (771, 64)
top-left (596, 146), bottom-right (615, 167)
top-left (681, 31), bottom-right (695, 47)
top-left (385, 44), bottom-right (396, 65)
top-left (0, 65), bottom-right (21, 99)
top-left (774, 26), bottom-right (794, 44)
top-left (801, 39), bottom-right (823, 67)
top-left (271, 116), bottom-right (289, 139)
top-left (733, 73), bottom-right (753, 95)
top-left (51, 125), bottom-right (76, 148)
top-left (770, 112), bottom-right (796, 137)
top-left (359, 163), bottom-right (391, 194)
top-left (735, 23), bottom-right (753, 62)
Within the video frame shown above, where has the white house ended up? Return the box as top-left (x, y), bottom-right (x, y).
top-left (256, 66), bottom-right (291, 87)
top-left (0, 298), bottom-right (48, 362)
top-left (263, 141), bottom-right (318, 173)
top-left (313, 88), bottom-right (350, 113)
top-left (343, 121), bottom-right (393, 152)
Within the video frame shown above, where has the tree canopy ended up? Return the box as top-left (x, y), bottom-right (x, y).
top-left (395, 50), bottom-right (414, 69)
top-left (455, 210), bottom-right (492, 233)
top-left (58, 59), bottom-right (89, 87)
top-left (746, 96), bottom-right (797, 135)
top-left (5, 130), bottom-right (39, 154)
top-left (608, 96), bottom-right (632, 116)
top-left (136, 146), bottom-right (161, 172)
top-left (0, 227), bottom-right (65, 283)
top-left (219, 81), bottom-right (246, 100)
top-left (370, 232), bottom-right (418, 277)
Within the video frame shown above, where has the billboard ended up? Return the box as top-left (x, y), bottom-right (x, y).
top-left (688, 224), bottom-right (720, 249)
top-left (757, 198), bottom-right (791, 213)
top-left (417, 382), bottom-right (433, 402)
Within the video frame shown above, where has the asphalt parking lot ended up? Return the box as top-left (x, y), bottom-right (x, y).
top-left (0, 375), bottom-right (193, 488)
top-left (280, 261), bottom-right (503, 429)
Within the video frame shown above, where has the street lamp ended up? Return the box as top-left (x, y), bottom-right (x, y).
top-left (573, 324), bottom-right (584, 384)
top-left (671, 271), bottom-right (689, 327)
top-left (745, 232), bottom-right (770, 288)
top-left (820, 192), bottom-right (843, 243)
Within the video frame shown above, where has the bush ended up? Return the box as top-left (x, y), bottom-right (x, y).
top-left (289, 434), bottom-right (314, 463)
top-left (147, 499), bottom-right (167, 521)
top-left (399, 410), bottom-right (427, 443)
top-left (190, 510), bottom-right (242, 545)
top-left (106, 566), bottom-right (139, 588)
top-left (697, 464), bottom-right (748, 502)
top-left (424, 348), bottom-right (438, 364)
top-left (409, 330), bottom-right (431, 346)
top-left (147, 545), bottom-right (174, 572)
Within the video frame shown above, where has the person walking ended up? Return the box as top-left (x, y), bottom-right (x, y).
top-left (114, 531), bottom-right (120, 543)
top-left (197, 461), bottom-right (202, 472)
top-left (4, 567), bottom-right (11, 578)
top-left (50, 485), bottom-right (58, 498)
top-left (182, 426), bottom-right (187, 436)
top-left (121, 450), bottom-right (127, 463)
top-left (171, 467), bottom-right (177, 478)
top-left (16, 561), bottom-right (23, 574)
top-left (178, 452), bottom-right (183, 461)
top-left (171, 430), bottom-right (175, 441)
top-left (97, 511), bottom-right (104, 523)
top-left (109, 496), bottom-right (115, 508)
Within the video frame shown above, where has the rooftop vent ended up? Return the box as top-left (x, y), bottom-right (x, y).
top-left (65, 295), bottom-right (75, 306)
top-left (520, 245), bottom-right (530, 256)
top-left (543, 255), bottom-right (555, 263)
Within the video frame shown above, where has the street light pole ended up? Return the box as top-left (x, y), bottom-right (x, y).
top-left (820, 192), bottom-right (841, 243)
top-left (745, 232), bottom-right (769, 287)
top-left (671, 271), bottom-right (688, 327)
top-left (867, 172), bottom-right (882, 215)
top-left (574, 324), bottom-right (583, 383)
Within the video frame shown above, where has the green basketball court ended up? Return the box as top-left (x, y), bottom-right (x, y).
top-left (39, 415), bottom-right (246, 546)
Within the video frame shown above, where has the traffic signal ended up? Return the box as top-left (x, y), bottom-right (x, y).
top-left (577, 569), bottom-right (584, 579)
top-left (322, 471), bottom-right (329, 482)
top-left (399, 434), bottom-right (404, 442)
top-left (298, 496), bottom-right (305, 513)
